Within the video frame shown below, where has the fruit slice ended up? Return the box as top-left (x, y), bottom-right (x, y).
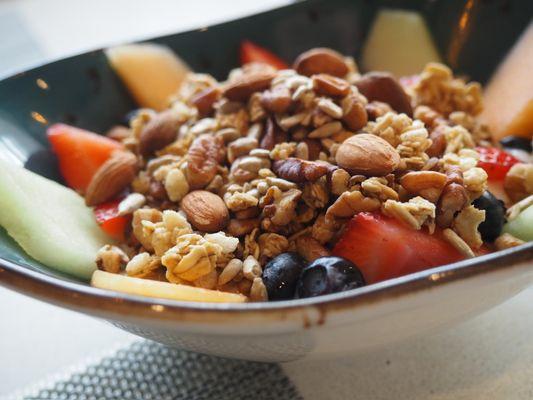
top-left (106, 43), bottom-right (190, 111)
top-left (480, 23), bottom-right (533, 140)
top-left (91, 270), bottom-right (247, 303)
top-left (0, 159), bottom-right (110, 279)
top-left (503, 205), bottom-right (533, 242)
top-left (476, 146), bottom-right (520, 181)
top-left (240, 40), bottom-right (288, 70)
top-left (94, 199), bottom-right (129, 241)
top-left (333, 212), bottom-right (464, 284)
top-left (362, 9), bottom-right (441, 77)
top-left (47, 123), bottom-right (123, 192)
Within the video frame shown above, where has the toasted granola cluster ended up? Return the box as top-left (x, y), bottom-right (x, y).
top-left (93, 49), bottom-right (512, 301)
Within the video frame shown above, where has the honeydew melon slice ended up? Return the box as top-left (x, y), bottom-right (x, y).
top-left (105, 43), bottom-right (190, 111)
top-left (503, 205), bottom-right (533, 242)
top-left (362, 9), bottom-right (442, 77)
top-left (0, 159), bottom-right (109, 279)
top-left (91, 270), bottom-right (247, 303)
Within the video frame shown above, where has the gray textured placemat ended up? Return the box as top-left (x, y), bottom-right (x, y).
top-left (15, 341), bottom-right (301, 400)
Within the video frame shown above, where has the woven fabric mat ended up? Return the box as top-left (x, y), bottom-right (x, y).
top-left (13, 341), bottom-right (301, 400)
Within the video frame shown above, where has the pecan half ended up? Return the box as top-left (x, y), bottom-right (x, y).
top-left (223, 71), bottom-right (275, 102)
top-left (293, 48), bottom-right (348, 77)
top-left (85, 151), bottom-right (138, 206)
top-left (355, 72), bottom-right (413, 116)
top-left (139, 109), bottom-right (183, 156)
top-left (436, 183), bottom-right (469, 227)
top-left (259, 117), bottom-right (287, 150)
top-left (186, 134), bottom-right (225, 189)
top-left (311, 74), bottom-right (350, 97)
top-left (272, 158), bottom-right (334, 183)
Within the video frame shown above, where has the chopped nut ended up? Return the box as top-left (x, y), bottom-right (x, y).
top-left (400, 171), bottom-right (447, 202)
top-left (96, 245), bottom-right (129, 273)
top-left (242, 255), bottom-right (262, 280)
top-left (361, 177), bottom-right (399, 201)
top-left (227, 137), bottom-right (258, 163)
top-left (191, 86), bottom-right (221, 117)
top-left (164, 168), bottom-right (189, 202)
top-left (382, 196), bottom-right (436, 231)
top-left (295, 236), bottom-right (330, 262)
top-left (355, 72), bottom-right (412, 115)
top-left (272, 158), bottom-right (332, 183)
top-left (494, 233), bottom-right (525, 250)
top-left (125, 252), bottom-right (161, 277)
top-left (261, 85), bottom-right (292, 113)
top-left (270, 142), bottom-right (297, 160)
top-left (329, 168), bottom-right (350, 195)
top-left (452, 205), bottom-right (485, 249)
top-left (302, 180), bottom-right (329, 209)
top-left (118, 193), bottom-right (147, 216)
top-left (132, 208), bottom-right (163, 251)
top-left (262, 187), bottom-right (301, 226)
top-left (218, 258), bottom-right (243, 286)
top-left (224, 191), bottom-right (259, 212)
top-left (139, 109), bottom-right (184, 156)
top-left (186, 134), bottom-right (225, 190)
top-left (317, 98), bottom-right (343, 119)
top-left (249, 277), bottom-right (268, 301)
top-left (230, 155), bottom-right (270, 183)
top-left (341, 93), bottom-right (368, 131)
top-left (308, 121), bottom-right (343, 139)
top-left (504, 163), bottom-right (533, 203)
top-left (312, 214), bottom-right (337, 244)
top-left (227, 218), bottom-right (259, 237)
top-left (258, 233), bottom-right (289, 263)
top-left (326, 190), bottom-right (380, 218)
top-left (436, 183), bottom-right (469, 228)
top-left (311, 74), bottom-right (350, 97)
top-left (295, 142), bottom-right (309, 160)
top-left (215, 127), bottom-right (241, 144)
top-left (442, 228), bottom-right (475, 258)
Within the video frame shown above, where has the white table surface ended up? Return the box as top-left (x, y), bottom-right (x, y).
top-left (1, 1), bottom-right (533, 398)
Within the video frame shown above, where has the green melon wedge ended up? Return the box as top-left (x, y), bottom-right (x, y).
top-left (503, 205), bottom-right (533, 242)
top-left (0, 158), bottom-right (110, 279)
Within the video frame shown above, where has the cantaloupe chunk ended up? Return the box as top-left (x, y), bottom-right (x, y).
top-left (362, 9), bottom-right (441, 77)
top-left (480, 23), bottom-right (533, 140)
top-left (0, 159), bottom-right (109, 279)
top-left (91, 270), bottom-right (247, 303)
top-left (105, 43), bottom-right (190, 111)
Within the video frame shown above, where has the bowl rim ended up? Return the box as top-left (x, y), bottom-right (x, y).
top-left (0, 0), bottom-right (532, 323)
top-left (1, 242), bottom-right (532, 322)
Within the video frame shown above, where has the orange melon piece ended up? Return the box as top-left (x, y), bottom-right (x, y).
top-left (480, 23), bottom-right (533, 140)
top-left (106, 43), bottom-right (190, 111)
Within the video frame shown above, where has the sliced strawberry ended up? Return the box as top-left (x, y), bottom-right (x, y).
top-left (476, 146), bottom-right (519, 181)
top-left (47, 123), bottom-right (123, 192)
top-left (240, 40), bottom-right (288, 70)
top-left (94, 199), bottom-right (129, 241)
top-left (332, 212), bottom-right (464, 284)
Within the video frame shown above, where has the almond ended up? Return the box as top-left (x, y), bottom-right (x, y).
top-left (355, 72), bottom-right (413, 116)
top-left (341, 94), bottom-right (368, 131)
top-left (312, 74), bottom-right (350, 97)
top-left (223, 71), bottom-right (275, 102)
top-left (181, 190), bottom-right (229, 232)
top-left (139, 109), bottom-right (182, 156)
top-left (85, 151), bottom-right (138, 206)
top-left (335, 134), bottom-right (400, 176)
top-left (191, 86), bottom-right (221, 116)
top-left (293, 48), bottom-right (348, 77)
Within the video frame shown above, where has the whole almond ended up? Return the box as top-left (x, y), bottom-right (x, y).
top-left (223, 71), bottom-right (275, 102)
top-left (312, 74), bottom-right (350, 97)
top-left (335, 134), bottom-right (400, 176)
top-left (85, 151), bottom-right (138, 206)
top-left (191, 86), bottom-right (221, 117)
top-left (293, 48), bottom-right (348, 77)
top-left (181, 190), bottom-right (229, 232)
top-left (355, 72), bottom-right (413, 116)
top-left (139, 109), bottom-right (182, 156)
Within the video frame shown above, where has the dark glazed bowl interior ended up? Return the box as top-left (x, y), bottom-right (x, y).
top-left (0, 0), bottom-right (532, 303)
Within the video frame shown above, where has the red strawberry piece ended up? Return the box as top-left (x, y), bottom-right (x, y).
top-left (476, 146), bottom-right (520, 181)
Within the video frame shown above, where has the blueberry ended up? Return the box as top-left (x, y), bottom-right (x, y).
top-left (499, 136), bottom-right (532, 153)
top-left (262, 253), bottom-right (306, 300)
top-left (473, 190), bottom-right (506, 242)
top-left (297, 256), bottom-right (365, 298)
